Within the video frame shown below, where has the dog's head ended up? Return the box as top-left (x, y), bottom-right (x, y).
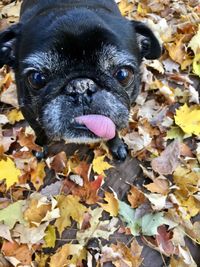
top-left (0, 5), bottom-right (161, 143)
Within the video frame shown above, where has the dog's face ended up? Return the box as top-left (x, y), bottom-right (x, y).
top-left (0, 4), bottom-right (161, 144)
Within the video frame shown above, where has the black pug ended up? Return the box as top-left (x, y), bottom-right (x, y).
top-left (0, 0), bottom-right (161, 160)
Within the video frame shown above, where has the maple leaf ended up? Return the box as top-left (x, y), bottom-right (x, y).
top-left (1, 241), bottom-right (33, 266)
top-left (99, 191), bottom-right (119, 216)
top-left (7, 109), bottom-right (24, 124)
top-left (30, 161), bottom-right (46, 191)
top-left (165, 35), bottom-right (187, 65)
top-left (0, 157), bottom-right (21, 188)
top-left (144, 177), bottom-right (170, 195)
top-left (175, 104), bottom-right (200, 135)
top-left (0, 200), bottom-right (26, 229)
top-left (110, 240), bottom-right (143, 267)
top-left (151, 139), bottom-right (181, 175)
top-left (23, 195), bottom-right (51, 226)
top-left (92, 155), bottom-right (113, 175)
top-left (127, 186), bottom-right (146, 208)
top-left (77, 207), bottom-right (118, 245)
top-left (49, 244), bottom-right (86, 267)
top-left (144, 193), bottom-right (167, 210)
top-left (43, 225), bottom-right (56, 248)
top-left (156, 226), bottom-right (175, 256)
top-left (119, 201), bottom-right (176, 236)
top-left (118, 0), bottom-right (133, 16)
top-left (188, 25), bottom-right (200, 55)
top-left (17, 127), bottom-right (41, 152)
top-left (55, 195), bottom-right (87, 236)
top-left (13, 222), bottom-right (48, 245)
top-left (0, 224), bottom-right (12, 242)
top-left (192, 53), bottom-right (200, 77)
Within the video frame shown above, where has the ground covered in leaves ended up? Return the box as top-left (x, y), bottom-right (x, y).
top-left (0, 0), bottom-right (200, 266)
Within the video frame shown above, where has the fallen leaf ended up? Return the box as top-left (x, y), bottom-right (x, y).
top-left (77, 208), bottom-right (118, 245)
top-left (55, 195), bottom-right (87, 235)
top-left (119, 201), bottom-right (175, 236)
top-left (13, 222), bottom-right (48, 245)
top-left (0, 157), bottom-right (21, 188)
top-left (188, 25), bottom-right (200, 55)
top-left (145, 193), bottom-right (167, 210)
top-left (92, 155), bottom-right (113, 175)
top-left (0, 200), bottom-right (26, 229)
top-left (151, 139), bottom-right (181, 175)
top-left (17, 128), bottom-right (41, 151)
top-left (0, 224), bottom-right (12, 242)
top-left (49, 244), bottom-right (86, 267)
top-left (2, 241), bottom-right (32, 266)
top-left (99, 191), bottom-right (119, 216)
top-left (43, 225), bottom-right (56, 248)
top-left (7, 109), bottom-right (24, 124)
top-left (127, 186), bottom-right (146, 208)
top-left (192, 53), bottom-right (200, 77)
top-left (23, 196), bottom-right (51, 226)
top-left (175, 104), bottom-right (200, 135)
top-left (30, 161), bottom-right (46, 191)
top-left (156, 226), bottom-right (175, 256)
top-left (110, 240), bottom-right (143, 267)
top-left (144, 177), bottom-right (170, 195)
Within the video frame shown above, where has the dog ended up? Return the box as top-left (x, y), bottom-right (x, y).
top-left (0, 0), bottom-right (161, 160)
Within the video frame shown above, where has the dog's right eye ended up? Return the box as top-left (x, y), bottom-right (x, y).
top-left (27, 72), bottom-right (47, 89)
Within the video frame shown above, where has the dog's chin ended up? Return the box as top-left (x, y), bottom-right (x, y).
top-left (49, 125), bottom-right (103, 144)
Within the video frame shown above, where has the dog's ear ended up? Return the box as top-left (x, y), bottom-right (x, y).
top-left (132, 21), bottom-right (162, 60)
top-left (0, 23), bottom-right (21, 68)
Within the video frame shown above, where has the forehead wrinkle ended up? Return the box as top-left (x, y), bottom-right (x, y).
top-left (22, 51), bottom-right (61, 73)
top-left (99, 44), bottom-right (137, 70)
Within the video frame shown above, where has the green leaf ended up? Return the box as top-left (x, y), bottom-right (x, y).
top-left (119, 201), bottom-right (175, 236)
top-left (0, 200), bottom-right (26, 229)
top-left (141, 213), bottom-right (165, 236)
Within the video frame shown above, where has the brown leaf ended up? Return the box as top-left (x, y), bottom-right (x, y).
top-left (127, 186), bottom-right (146, 208)
top-left (2, 241), bottom-right (33, 266)
top-left (151, 139), bottom-right (181, 175)
top-left (17, 128), bottom-right (41, 151)
top-left (156, 226), bottom-right (176, 256)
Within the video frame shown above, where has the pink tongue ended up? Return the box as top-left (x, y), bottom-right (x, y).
top-left (75, 115), bottom-right (116, 140)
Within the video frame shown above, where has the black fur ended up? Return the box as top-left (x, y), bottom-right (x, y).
top-left (0, 0), bottom-right (161, 160)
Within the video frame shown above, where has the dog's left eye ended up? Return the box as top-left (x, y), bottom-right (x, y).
top-left (27, 72), bottom-right (47, 89)
top-left (115, 67), bottom-right (134, 87)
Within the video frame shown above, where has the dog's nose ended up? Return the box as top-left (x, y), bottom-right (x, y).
top-left (67, 78), bottom-right (96, 94)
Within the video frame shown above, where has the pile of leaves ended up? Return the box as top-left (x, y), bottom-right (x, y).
top-left (0, 0), bottom-right (200, 266)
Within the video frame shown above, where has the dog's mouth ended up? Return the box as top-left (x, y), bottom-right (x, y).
top-left (73, 115), bottom-right (116, 140)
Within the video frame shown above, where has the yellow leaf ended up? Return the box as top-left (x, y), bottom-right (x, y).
top-left (188, 25), bottom-right (200, 55)
top-left (176, 194), bottom-right (200, 219)
top-left (24, 197), bottom-right (51, 226)
top-left (7, 109), bottom-right (24, 124)
top-left (43, 225), bottom-right (56, 248)
top-left (165, 36), bottom-right (186, 65)
top-left (31, 161), bottom-right (46, 191)
top-left (118, 0), bottom-right (133, 16)
top-left (35, 254), bottom-right (49, 267)
top-left (55, 195), bottom-right (87, 235)
top-left (92, 155), bottom-right (113, 175)
top-left (193, 53), bottom-right (200, 77)
top-left (174, 166), bottom-right (199, 196)
top-left (99, 191), bottom-right (119, 216)
top-left (0, 157), bottom-right (20, 188)
top-left (137, 3), bottom-right (148, 16)
top-left (175, 104), bottom-right (200, 135)
top-left (49, 244), bottom-right (86, 267)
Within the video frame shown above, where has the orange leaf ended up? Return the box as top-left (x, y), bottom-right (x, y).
top-left (127, 186), bottom-right (146, 208)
